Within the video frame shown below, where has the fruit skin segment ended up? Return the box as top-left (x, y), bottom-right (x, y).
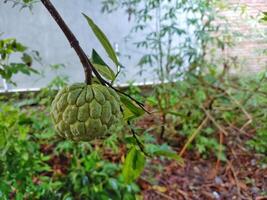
top-left (51, 83), bottom-right (121, 141)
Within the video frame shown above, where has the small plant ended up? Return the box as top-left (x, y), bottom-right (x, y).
top-left (1, 0), bottom-right (182, 187)
top-left (0, 98), bottom-right (142, 199)
top-left (0, 37), bottom-right (39, 85)
top-left (0, 102), bottom-right (51, 200)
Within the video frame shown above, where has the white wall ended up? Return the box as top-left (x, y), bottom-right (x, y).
top-left (0, 0), bottom-right (157, 90)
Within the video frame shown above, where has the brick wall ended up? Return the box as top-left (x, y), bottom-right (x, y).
top-left (224, 0), bottom-right (267, 74)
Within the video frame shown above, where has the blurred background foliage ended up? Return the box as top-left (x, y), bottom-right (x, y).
top-left (0, 0), bottom-right (267, 199)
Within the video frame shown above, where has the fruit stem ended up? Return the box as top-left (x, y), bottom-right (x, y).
top-left (40, 0), bottom-right (92, 85)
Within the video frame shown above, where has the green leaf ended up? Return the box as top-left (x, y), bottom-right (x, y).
top-left (153, 150), bottom-right (183, 164)
top-left (122, 147), bottom-right (145, 183)
top-left (108, 178), bottom-right (119, 191)
top-left (93, 64), bottom-right (116, 81)
top-left (124, 136), bottom-right (138, 145)
top-left (82, 13), bottom-right (119, 68)
top-left (195, 90), bottom-right (206, 103)
top-left (12, 40), bottom-right (27, 52)
top-left (120, 95), bottom-right (145, 120)
top-left (121, 104), bottom-right (136, 121)
top-left (260, 12), bottom-right (267, 22)
top-left (92, 76), bottom-right (101, 84)
top-left (91, 49), bottom-right (107, 66)
top-left (91, 49), bottom-right (116, 81)
top-left (0, 126), bottom-right (7, 148)
top-left (21, 53), bottom-right (32, 66)
top-left (146, 144), bottom-right (184, 165)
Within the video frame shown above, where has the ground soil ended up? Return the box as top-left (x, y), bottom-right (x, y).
top-left (43, 114), bottom-right (267, 200)
top-left (137, 115), bottom-right (267, 200)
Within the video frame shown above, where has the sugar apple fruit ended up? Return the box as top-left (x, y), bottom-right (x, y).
top-left (51, 83), bottom-right (121, 141)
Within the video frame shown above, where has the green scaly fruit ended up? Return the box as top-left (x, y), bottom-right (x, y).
top-left (51, 83), bottom-right (122, 141)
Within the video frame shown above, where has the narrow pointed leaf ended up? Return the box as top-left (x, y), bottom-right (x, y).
top-left (82, 13), bottom-right (119, 68)
top-left (146, 144), bottom-right (184, 165)
top-left (153, 150), bottom-right (183, 164)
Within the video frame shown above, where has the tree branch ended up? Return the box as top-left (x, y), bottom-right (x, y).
top-left (127, 120), bottom-right (150, 157)
top-left (40, 0), bottom-right (92, 84)
top-left (41, 0), bottom-right (149, 114)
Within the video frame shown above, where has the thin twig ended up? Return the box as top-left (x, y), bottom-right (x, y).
top-left (179, 116), bottom-right (209, 157)
top-left (176, 188), bottom-right (189, 200)
top-left (106, 79), bottom-right (150, 114)
top-left (201, 106), bottom-right (229, 136)
top-left (227, 161), bottom-right (242, 198)
top-left (127, 121), bottom-right (150, 156)
top-left (41, 0), bottom-right (92, 84)
top-left (215, 131), bottom-right (224, 173)
top-left (226, 92), bottom-right (252, 131)
top-left (155, 86), bottom-right (166, 139)
top-left (153, 190), bottom-right (176, 200)
top-left (256, 196), bottom-right (267, 200)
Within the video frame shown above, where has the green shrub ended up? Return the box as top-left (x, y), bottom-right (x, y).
top-left (0, 99), bottom-right (140, 199)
